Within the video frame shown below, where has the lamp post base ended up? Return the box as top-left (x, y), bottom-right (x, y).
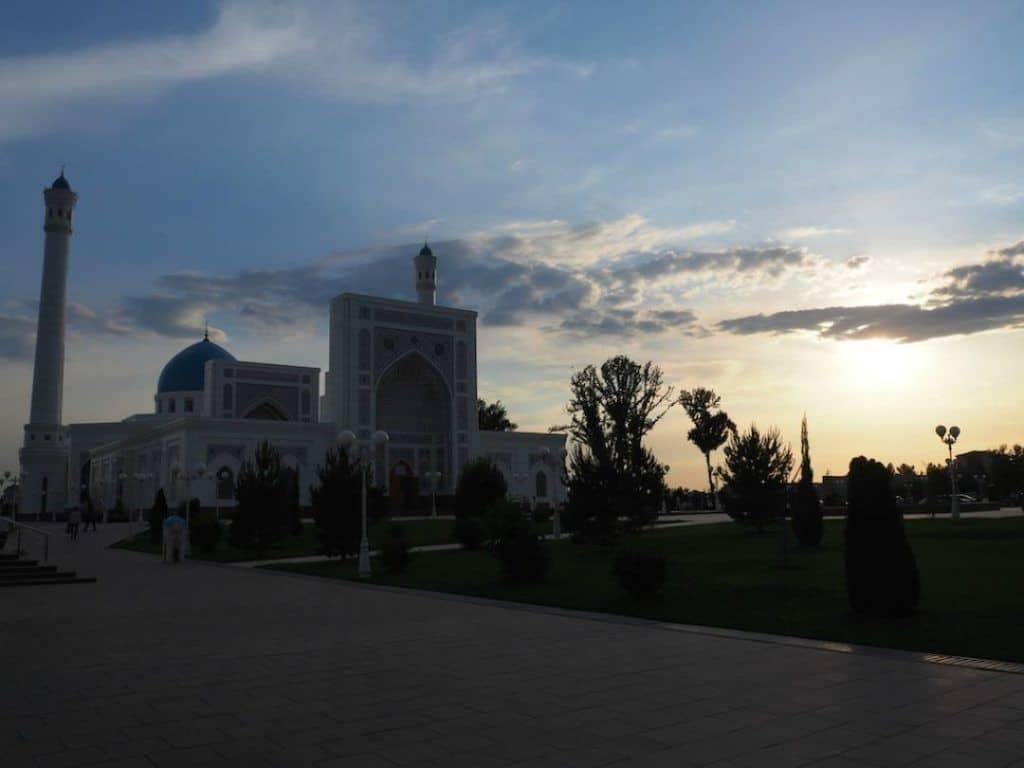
top-left (951, 496), bottom-right (961, 522)
top-left (358, 537), bottom-right (371, 578)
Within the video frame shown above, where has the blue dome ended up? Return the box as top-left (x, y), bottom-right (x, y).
top-left (157, 338), bottom-right (235, 394)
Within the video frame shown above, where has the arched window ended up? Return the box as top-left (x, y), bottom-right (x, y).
top-left (168, 398), bottom-right (176, 413)
top-left (301, 389), bottom-right (311, 414)
top-left (358, 329), bottom-right (371, 370)
top-left (216, 467), bottom-right (234, 500)
top-left (223, 384), bottom-right (233, 411)
top-left (535, 470), bottom-right (548, 499)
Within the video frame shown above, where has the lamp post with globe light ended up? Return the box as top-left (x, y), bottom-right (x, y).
top-left (339, 429), bottom-right (389, 578)
top-left (935, 425), bottom-right (961, 521)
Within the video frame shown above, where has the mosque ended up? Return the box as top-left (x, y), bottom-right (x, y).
top-left (17, 173), bottom-right (566, 518)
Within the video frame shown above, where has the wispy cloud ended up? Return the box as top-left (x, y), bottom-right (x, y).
top-left (0, 4), bottom-right (310, 141)
top-left (778, 226), bottom-right (849, 240)
top-left (0, 1), bottom-right (590, 142)
top-left (718, 241), bottom-right (1024, 343)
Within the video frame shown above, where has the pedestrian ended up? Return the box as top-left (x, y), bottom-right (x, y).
top-left (86, 501), bottom-right (100, 532)
top-left (162, 508), bottom-right (187, 564)
top-left (68, 506), bottom-right (81, 540)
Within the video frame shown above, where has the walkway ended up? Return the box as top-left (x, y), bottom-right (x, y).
top-left (3, 523), bottom-right (1024, 767)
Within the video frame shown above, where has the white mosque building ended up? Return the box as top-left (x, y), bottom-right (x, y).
top-left (17, 174), bottom-right (566, 519)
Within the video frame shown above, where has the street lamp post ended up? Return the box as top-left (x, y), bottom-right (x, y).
top-left (339, 429), bottom-right (389, 578)
top-left (424, 470), bottom-right (442, 517)
top-left (935, 425), bottom-right (961, 521)
top-left (215, 467), bottom-right (232, 523)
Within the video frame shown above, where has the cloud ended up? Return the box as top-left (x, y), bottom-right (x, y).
top-left (0, 1), bottom-right (590, 142)
top-left (0, 314), bottom-right (35, 361)
top-left (718, 241), bottom-right (1024, 343)
top-left (778, 226), bottom-right (849, 239)
top-left (0, 3), bottom-right (310, 141)
top-left (845, 255), bottom-right (870, 270)
top-left (978, 183), bottom-right (1024, 206)
top-left (50, 214), bottom-right (822, 344)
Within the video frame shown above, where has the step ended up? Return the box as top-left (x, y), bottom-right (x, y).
top-left (0, 564), bottom-right (58, 576)
top-left (0, 576), bottom-right (96, 586)
top-left (0, 561), bottom-right (48, 570)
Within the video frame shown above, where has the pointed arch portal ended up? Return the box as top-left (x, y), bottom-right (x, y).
top-left (375, 352), bottom-right (452, 496)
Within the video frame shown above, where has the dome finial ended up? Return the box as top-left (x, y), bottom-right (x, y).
top-left (203, 319), bottom-right (209, 342)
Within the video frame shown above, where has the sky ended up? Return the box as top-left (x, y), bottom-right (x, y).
top-left (2, 0), bottom-right (1024, 488)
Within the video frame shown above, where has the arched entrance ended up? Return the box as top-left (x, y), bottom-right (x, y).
top-left (375, 352), bottom-right (451, 496)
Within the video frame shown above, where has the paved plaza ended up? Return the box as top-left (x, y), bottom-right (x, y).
top-left (4, 525), bottom-right (1024, 767)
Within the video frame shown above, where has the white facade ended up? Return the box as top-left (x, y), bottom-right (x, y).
top-left (17, 176), bottom-right (566, 517)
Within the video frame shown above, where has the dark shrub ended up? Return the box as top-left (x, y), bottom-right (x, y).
top-left (108, 499), bottom-right (129, 523)
top-left (494, 513), bottom-right (549, 582)
top-left (148, 489), bottom-right (168, 545)
top-left (454, 516), bottom-right (487, 550)
top-left (231, 441), bottom-right (293, 555)
top-left (190, 512), bottom-right (222, 554)
top-left (613, 550), bottom-right (668, 599)
top-left (563, 499), bottom-right (621, 546)
top-left (455, 458), bottom-right (508, 519)
top-left (310, 446), bottom-right (361, 558)
top-left (378, 523), bottom-right (412, 573)
top-left (844, 456), bottom-right (920, 617)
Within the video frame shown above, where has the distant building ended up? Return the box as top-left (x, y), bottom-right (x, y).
top-left (821, 474), bottom-right (848, 505)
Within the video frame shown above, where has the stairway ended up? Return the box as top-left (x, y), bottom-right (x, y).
top-left (0, 552), bottom-right (96, 586)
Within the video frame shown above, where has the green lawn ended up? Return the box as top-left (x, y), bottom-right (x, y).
top-left (111, 518), bottom-right (460, 563)
top-left (268, 518), bottom-right (1024, 663)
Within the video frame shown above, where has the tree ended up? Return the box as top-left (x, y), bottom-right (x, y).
top-left (478, 399), bottom-right (517, 431)
top-left (562, 356), bottom-right (673, 541)
top-left (895, 464), bottom-right (921, 504)
top-left (790, 415), bottom-right (823, 547)
top-left (309, 445), bottom-right (362, 558)
top-left (230, 441), bottom-right (293, 555)
top-left (148, 488), bottom-right (168, 545)
top-left (455, 457), bottom-right (508, 519)
top-left (678, 388), bottom-right (735, 510)
top-left (844, 456), bottom-right (920, 616)
top-left (718, 425), bottom-right (793, 532)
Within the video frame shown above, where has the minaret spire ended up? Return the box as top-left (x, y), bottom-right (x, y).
top-left (415, 241), bottom-right (438, 305)
top-left (19, 170), bottom-right (78, 518)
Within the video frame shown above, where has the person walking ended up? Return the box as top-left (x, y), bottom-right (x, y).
top-left (68, 506), bottom-right (81, 540)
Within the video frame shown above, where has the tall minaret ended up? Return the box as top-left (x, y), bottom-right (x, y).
top-left (19, 171), bottom-right (77, 519)
top-left (415, 241), bottom-right (437, 305)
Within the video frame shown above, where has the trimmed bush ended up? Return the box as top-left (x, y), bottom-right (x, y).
top-left (455, 458), bottom-right (508, 519)
top-left (494, 513), bottom-right (549, 583)
top-left (844, 456), bottom-right (920, 617)
top-left (190, 512), bottom-right (222, 554)
top-left (612, 550), bottom-right (668, 599)
top-left (379, 523), bottom-right (412, 573)
top-left (454, 516), bottom-right (487, 550)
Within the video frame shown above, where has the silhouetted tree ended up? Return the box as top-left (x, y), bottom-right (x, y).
top-left (678, 388), bottom-right (735, 510)
top-left (231, 441), bottom-right (292, 555)
top-left (895, 464), bottom-right (922, 504)
top-left (718, 425), bottom-right (793, 532)
top-left (844, 456), bottom-right (920, 617)
top-left (791, 415), bottom-right (823, 547)
top-left (478, 399), bottom-right (517, 431)
top-left (562, 356), bottom-right (673, 541)
top-left (455, 458), bottom-right (508, 549)
top-left (310, 445), bottom-right (362, 558)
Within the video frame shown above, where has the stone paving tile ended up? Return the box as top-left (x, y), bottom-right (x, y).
top-left (4, 523), bottom-right (1024, 768)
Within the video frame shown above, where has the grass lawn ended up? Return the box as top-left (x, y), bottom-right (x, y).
top-left (111, 518), bottom-right (460, 563)
top-left (268, 517), bottom-right (1024, 663)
